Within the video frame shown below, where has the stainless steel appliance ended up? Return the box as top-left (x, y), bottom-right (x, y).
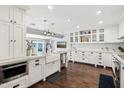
top-left (113, 57), bottom-right (121, 88)
top-left (0, 62), bottom-right (28, 84)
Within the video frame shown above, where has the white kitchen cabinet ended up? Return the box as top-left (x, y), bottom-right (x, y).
top-left (0, 21), bottom-right (13, 60)
top-left (88, 52), bottom-right (97, 65)
top-left (13, 7), bottom-right (24, 25)
top-left (13, 25), bottom-right (25, 58)
top-left (119, 19), bottom-right (124, 38)
top-left (45, 60), bottom-right (60, 78)
top-left (0, 6), bottom-right (25, 60)
top-left (96, 52), bottom-right (105, 66)
top-left (53, 60), bottom-right (60, 72)
top-left (0, 76), bottom-right (28, 88)
top-left (45, 62), bottom-right (53, 77)
top-left (73, 51), bottom-right (80, 62)
top-left (104, 53), bottom-right (112, 67)
top-left (0, 6), bottom-right (12, 22)
top-left (28, 58), bottom-right (44, 86)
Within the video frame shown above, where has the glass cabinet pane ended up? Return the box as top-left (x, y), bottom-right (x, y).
top-left (92, 29), bottom-right (97, 34)
top-left (92, 34), bottom-right (97, 42)
top-left (70, 37), bottom-right (73, 42)
top-left (75, 32), bottom-right (78, 36)
top-left (99, 29), bottom-right (104, 33)
top-left (70, 33), bottom-right (73, 37)
top-left (99, 34), bottom-right (104, 42)
top-left (75, 37), bottom-right (78, 42)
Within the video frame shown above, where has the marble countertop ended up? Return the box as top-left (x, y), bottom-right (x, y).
top-left (0, 55), bottom-right (46, 66)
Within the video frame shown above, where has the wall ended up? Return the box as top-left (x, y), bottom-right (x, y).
top-left (104, 25), bottom-right (119, 42)
top-left (52, 34), bottom-right (68, 52)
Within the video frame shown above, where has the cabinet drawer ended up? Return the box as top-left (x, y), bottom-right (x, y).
top-left (12, 79), bottom-right (26, 88)
top-left (0, 76), bottom-right (27, 88)
top-left (97, 61), bottom-right (103, 65)
top-left (0, 82), bottom-right (12, 88)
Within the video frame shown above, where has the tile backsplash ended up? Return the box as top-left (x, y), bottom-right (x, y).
top-left (71, 42), bottom-right (124, 52)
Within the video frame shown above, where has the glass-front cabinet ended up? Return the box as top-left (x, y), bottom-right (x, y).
top-left (91, 29), bottom-right (97, 42)
top-left (69, 28), bottom-right (104, 43)
top-left (99, 29), bottom-right (104, 42)
top-left (70, 33), bottom-right (74, 42)
top-left (79, 30), bottom-right (91, 43)
top-left (75, 32), bottom-right (78, 42)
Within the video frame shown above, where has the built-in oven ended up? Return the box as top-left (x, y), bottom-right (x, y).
top-left (113, 57), bottom-right (121, 88)
top-left (0, 62), bottom-right (28, 84)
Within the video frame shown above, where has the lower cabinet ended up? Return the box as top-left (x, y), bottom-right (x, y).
top-left (28, 58), bottom-right (45, 86)
top-left (0, 76), bottom-right (28, 88)
top-left (45, 60), bottom-right (60, 78)
top-left (69, 50), bottom-right (112, 68)
top-left (96, 52), bottom-right (104, 66)
top-left (103, 53), bottom-right (112, 67)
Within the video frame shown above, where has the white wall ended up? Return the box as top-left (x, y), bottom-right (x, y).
top-left (104, 25), bottom-right (119, 42)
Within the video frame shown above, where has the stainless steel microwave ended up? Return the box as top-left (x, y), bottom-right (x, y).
top-left (0, 62), bottom-right (28, 84)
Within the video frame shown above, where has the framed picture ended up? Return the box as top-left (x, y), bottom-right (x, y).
top-left (57, 41), bottom-right (67, 48)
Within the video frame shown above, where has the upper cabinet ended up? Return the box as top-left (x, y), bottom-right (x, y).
top-left (0, 6), bottom-right (12, 22)
top-left (0, 6), bottom-right (25, 61)
top-left (13, 7), bottom-right (24, 25)
top-left (119, 19), bottom-right (124, 39)
top-left (69, 25), bottom-right (119, 44)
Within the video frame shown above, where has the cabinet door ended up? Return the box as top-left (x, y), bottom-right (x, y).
top-left (29, 60), bottom-right (42, 86)
top-left (13, 25), bottom-right (25, 58)
top-left (45, 63), bottom-right (53, 77)
top-left (13, 7), bottom-right (24, 25)
top-left (88, 52), bottom-right (97, 65)
top-left (104, 53), bottom-right (112, 67)
top-left (53, 60), bottom-right (60, 73)
top-left (0, 21), bottom-right (13, 60)
top-left (0, 6), bottom-right (12, 22)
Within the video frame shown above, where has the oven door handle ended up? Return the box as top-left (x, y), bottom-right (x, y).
top-left (2, 63), bottom-right (27, 71)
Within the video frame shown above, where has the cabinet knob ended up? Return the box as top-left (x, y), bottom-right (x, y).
top-left (14, 40), bottom-right (16, 42)
top-left (35, 63), bottom-right (39, 66)
top-left (13, 84), bottom-right (20, 88)
top-left (35, 60), bottom-right (39, 62)
top-left (122, 67), bottom-right (124, 70)
top-left (10, 40), bottom-right (13, 42)
top-left (10, 20), bottom-right (13, 23)
top-left (14, 21), bottom-right (16, 23)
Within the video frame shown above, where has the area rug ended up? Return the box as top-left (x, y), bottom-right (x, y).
top-left (99, 74), bottom-right (115, 88)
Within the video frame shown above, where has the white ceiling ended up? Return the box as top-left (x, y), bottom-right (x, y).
top-left (25, 5), bottom-right (124, 34)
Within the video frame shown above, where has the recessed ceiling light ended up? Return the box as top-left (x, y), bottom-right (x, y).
top-left (77, 25), bottom-right (80, 28)
top-left (96, 10), bottom-right (102, 15)
top-left (67, 19), bottom-right (71, 22)
top-left (99, 21), bottom-right (103, 24)
top-left (48, 5), bottom-right (54, 10)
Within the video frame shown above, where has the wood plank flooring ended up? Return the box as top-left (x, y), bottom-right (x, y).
top-left (30, 62), bottom-right (113, 88)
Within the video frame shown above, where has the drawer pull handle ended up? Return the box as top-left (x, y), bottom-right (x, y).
top-left (35, 60), bottom-right (39, 62)
top-left (13, 84), bottom-right (19, 88)
top-left (122, 67), bottom-right (124, 70)
top-left (35, 63), bottom-right (39, 66)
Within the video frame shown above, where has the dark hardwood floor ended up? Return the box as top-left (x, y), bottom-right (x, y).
top-left (30, 62), bottom-right (113, 88)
